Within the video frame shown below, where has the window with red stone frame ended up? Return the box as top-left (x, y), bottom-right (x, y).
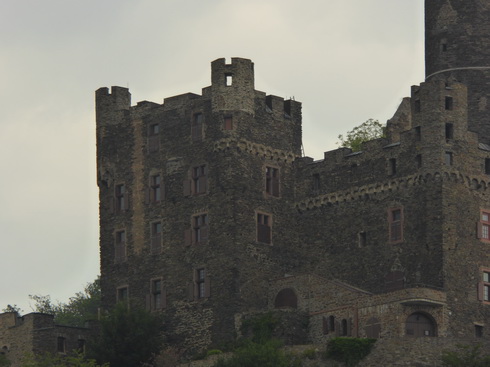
top-left (478, 268), bottom-right (490, 303)
top-left (477, 210), bottom-right (490, 242)
top-left (388, 207), bottom-right (403, 243)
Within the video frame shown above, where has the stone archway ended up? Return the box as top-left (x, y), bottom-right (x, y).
top-left (274, 288), bottom-right (298, 308)
top-left (405, 312), bottom-right (437, 337)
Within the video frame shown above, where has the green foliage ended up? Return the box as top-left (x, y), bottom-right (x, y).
top-left (337, 118), bottom-right (385, 152)
top-left (240, 312), bottom-right (279, 344)
top-left (441, 344), bottom-right (490, 367)
top-left (0, 354), bottom-right (11, 367)
top-left (213, 339), bottom-right (300, 367)
top-left (214, 313), bottom-right (300, 367)
top-left (325, 337), bottom-right (377, 367)
top-left (301, 348), bottom-right (317, 360)
top-left (22, 352), bottom-right (107, 367)
top-left (29, 277), bottom-right (101, 327)
top-left (1, 304), bottom-right (22, 314)
top-left (206, 349), bottom-right (223, 356)
top-left (87, 302), bottom-right (164, 367)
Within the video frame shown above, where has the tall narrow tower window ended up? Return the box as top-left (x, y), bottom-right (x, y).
top-left (445, 123), bottom-right (454, 140)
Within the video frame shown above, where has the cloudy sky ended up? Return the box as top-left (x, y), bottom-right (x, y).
top-left (0, 0), bottom-right (424, 312)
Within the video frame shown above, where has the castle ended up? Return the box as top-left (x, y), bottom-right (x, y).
top-left (1, 0), bottom-right (490, 365)
top-left (94, 0), bottom-right (490, 362)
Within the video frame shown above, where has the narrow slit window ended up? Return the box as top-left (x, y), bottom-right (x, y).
top-left (225, 74), bottom-right (233, 86)
top-left (416, 154), bottom-right (422, 168)
top-left (485, 159), bottom-right (490, 175)
top-left (359, 232), bottom-right (367, 247)
top-left (389, 158), bottom-right (397, 175)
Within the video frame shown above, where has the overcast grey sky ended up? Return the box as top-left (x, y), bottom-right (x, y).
top-left (0, 0), bottom-right (424, 312)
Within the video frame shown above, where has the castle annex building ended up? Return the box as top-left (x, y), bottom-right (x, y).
top-left (94, 0), bottom-right (490, 359)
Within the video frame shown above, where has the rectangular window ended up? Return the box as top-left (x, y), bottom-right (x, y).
top-left (312, 173), bottom-right (321, 192)
top-left (445, 123), bottom-right (454, 140)
top-left (478, 211), bottom-right (490, 242)
top-left (148, 123), bottom-right (160, 153)
top-left (224, 116), bottom-right (233, 130)
top-left (115, 184), bottom-right (128, 212)
top-left (359, 232), bottom-right (367, 247)
top-left (197, 269), bottom-right (206, 298)
top-left (225, 73), bottom-right (233, 86)
top-left (475, 325), bottom-right (483, 338)
top-left (478, 269), bottom-right (490, 303)
top-left (117, 286), bottom-right (128, 303)
top-left (193, 214), bottom-right (208, 245)
top-left (151, 222), bottom-right (162, 254)
top-left (485, 159), bottom-right (490, 175)
top-left (57, 337), bottom-right (66, 353)
top-left (151, 279), bottom-right (164, 310)
top-left (150, 174), bottom-right (162, 202)
top-left (445, 152), bottom-right (453, 166)
top-left (388, 208), bottom-right (403, 243)
top-left (265, 166), bottom-right (280, 197)
top-left (188, 268), bottom-right (210, 300)
top-left (257, 213), bottom-right (272, 244)
top-left (190, 165), bottom-right (207, 195)
top-left (416, 154), bottom-right (422, 168)
top-left (191, 113), bottom-right (203, 141)
top-left (415, 126), bottom-right (421, 140)
top-left (445, 96), bottom-right (453, 110)
top-left (388, 158), bottom-right (397, 175)
top-left (115, 230), bottom-right (126, 263)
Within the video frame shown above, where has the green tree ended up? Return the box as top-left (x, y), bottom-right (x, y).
top-left (29, 277), bottom-right (101, 327)
top-left (337, 118), bottom-right (385, 152)
top-left (87, 302), bottom-right (164, 367)
top-left (22, 352), bottom-right (108, 367)
top-left (441, 344), bottom-right (490, 367)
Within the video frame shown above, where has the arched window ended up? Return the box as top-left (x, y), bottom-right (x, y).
top-left (328, 315), bottom-right (335, 332)
top-left (405, 312), bottom-right (437, 337)
top-left (274, 288), bottom-right (297, 308)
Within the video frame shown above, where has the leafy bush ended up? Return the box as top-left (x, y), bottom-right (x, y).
top-left (22, 352), bottom-right (107, 367)
top-left (337, 118), bottom-right (385, 152)
top-left (207, 349), bottom-right (223, 356)
top-left (441, 344), bottom-right (490, 367)
top-left (0, 354), bottom-right (10, 367)
top-left (240, 312), bottom-right (279, 344)
top-left (325, 337), bottom-right (377, 367)
top-left (213, 339), bottom-right (300, 367)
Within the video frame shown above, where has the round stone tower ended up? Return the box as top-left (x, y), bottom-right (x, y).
top-left (425, 0), bottom-right (490, 140)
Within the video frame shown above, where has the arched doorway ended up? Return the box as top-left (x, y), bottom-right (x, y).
top-left (274, 288), bottom-right (298, 308)
top-left (405, 312), bottom-right (437, 337)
